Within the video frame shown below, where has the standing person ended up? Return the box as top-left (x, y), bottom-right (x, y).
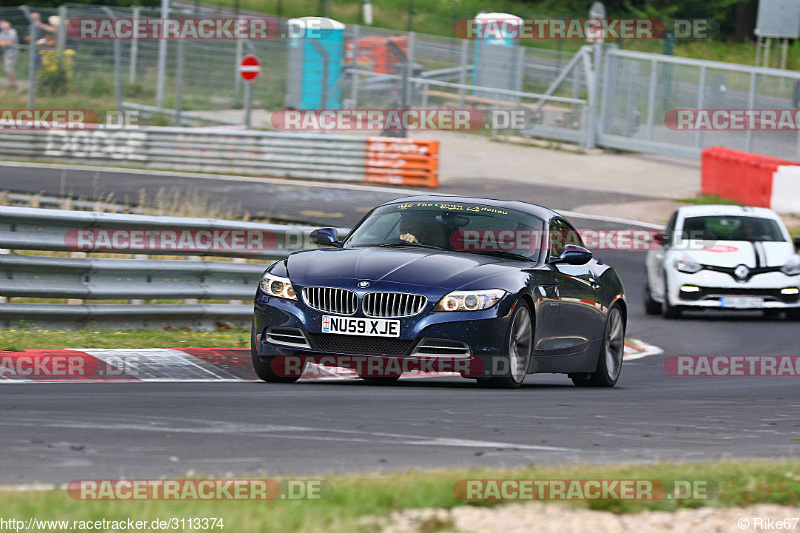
top-left (0, 19), bottom-right (19, 89)
top-left (24, 12), bottom-right (54, 70)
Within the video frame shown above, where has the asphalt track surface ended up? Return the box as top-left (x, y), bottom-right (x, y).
top-left (1, 162), bottom-right (799, 484)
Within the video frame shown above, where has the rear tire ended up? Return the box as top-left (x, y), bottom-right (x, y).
top-left (571, 305), bottom-right (626, 388)
top-left (477, 300), bottom-right (533, 389)
top-left (251, 322), bottom-right (300, 383)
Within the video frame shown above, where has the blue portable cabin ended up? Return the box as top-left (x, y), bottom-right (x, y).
top-left (285, 17), bottom-right (345, 110)
top-left (472, 13), bottom-right (523, 98)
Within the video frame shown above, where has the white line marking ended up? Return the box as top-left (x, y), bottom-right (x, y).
top-left (624, 338), bottom-right (664, 360)
top-left (559, 209), bottom-right (664, 230)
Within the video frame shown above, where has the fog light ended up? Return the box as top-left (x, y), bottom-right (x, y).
top-left (781, 287), bottom-right (799, 295)
top-left (680, 285), bottom-right (700, 293)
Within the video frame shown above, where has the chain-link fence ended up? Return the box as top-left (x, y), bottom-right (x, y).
top-left (4, 4), bottom-right (800, 159)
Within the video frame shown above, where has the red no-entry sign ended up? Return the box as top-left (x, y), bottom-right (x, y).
top-left (239, 55), bottom-right (261, 82)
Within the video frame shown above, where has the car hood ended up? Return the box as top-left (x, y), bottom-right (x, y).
top-left (677, 240), bottom-right (795, 268)
top-left (285, 247), bottom-right (529, 290)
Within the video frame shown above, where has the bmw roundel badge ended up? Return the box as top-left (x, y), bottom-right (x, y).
top-left (358, 281), bottom-right (370, 288)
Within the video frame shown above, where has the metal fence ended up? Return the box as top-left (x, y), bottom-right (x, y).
top-left (3, 3), bottom-right (800, 162)
top-left (600, 47), bottom-right (800, 160)
top-left (0, 206), bottom-right (343, 329)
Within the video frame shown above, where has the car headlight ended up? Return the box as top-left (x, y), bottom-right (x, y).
top-left (259, 272), bottom-right (297, 300)
top-left (433, 289), bottom-right (506, 312)
top-left (782, 255), bottom-right (800, 276)
top-left (674, 255), bottom-right (702, 274)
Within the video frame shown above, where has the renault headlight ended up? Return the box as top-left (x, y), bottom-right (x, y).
top-left (433, 289), bottom-right (506, 312)
top-left (259, 272), bottom-right (297, 300)
top-left (782, 255), bottom-right (800, 276)
top-left (674, 255), bottom-right (702, 274)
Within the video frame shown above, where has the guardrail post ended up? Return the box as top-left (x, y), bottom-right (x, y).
top-left (129, 254), bottom-right (149, 305)
top-left (0, 249), bottom-right (8, 304)
top-left (101, 6), bottom-right (123, 113)
top-left (156, 0), bottom-right (170, 108)
top-left (645, 59), bottom-right (658, 141)
top-left (458, 39), bottom-right (468, 107)
top-left (129, 6), bottom-right (140, 83)
top-left (227, 258), bottom-right (247, 304)
top-left (175, 39), bottom-right (185, 125)
top-left (745, 72), bottom-right (757, 152)
top-left (56, 5), bottom-right (67, 53)
top-left (66, 252), bottom-right (87, 305)
top-left (182, 256), bottom-right (202, 305)
top-left (27, 20), bottom-right (37, 109)
top-left (695, 66), bottom-right (707, 149)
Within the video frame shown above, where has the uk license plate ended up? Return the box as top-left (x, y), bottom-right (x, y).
top-left (321, 316), bottom-right (400, 337)
top-left (720, 296), bottom-right (764, 309)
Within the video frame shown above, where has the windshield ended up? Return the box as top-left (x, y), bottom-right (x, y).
top-left (343, 201), bottom-right (546, 259)
top-left (681, 216), bottom-right (786, 242)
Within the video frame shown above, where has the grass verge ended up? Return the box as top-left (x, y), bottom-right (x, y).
top-left (1, 460), bottom-right (799, 532)
top-left (0, 328), bottom-right (250, 351)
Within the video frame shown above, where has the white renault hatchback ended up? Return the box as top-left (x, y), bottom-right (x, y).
top-left (645, 205), bottom-right (800, 319)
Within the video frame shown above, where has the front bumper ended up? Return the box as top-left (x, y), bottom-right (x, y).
top-left (668, 269), bottom-right (800, 309)
top-left (252, 292), bottom-right (517, 377)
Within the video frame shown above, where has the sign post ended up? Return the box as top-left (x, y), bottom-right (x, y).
top-left (238, 55), bottom-right (262, 129)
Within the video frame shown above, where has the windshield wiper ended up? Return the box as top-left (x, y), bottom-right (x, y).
top-left (459, 249), bottom-right (533, 262)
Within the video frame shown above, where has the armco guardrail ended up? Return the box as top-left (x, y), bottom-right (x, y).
top-left (0, 127), bottom-right (440, 188)
top-left (0, 207), bottom-right (348, 329)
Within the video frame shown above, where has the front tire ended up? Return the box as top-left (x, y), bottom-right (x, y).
top-left (477, 300), bottom-right (533, 389)
top-left (643, 279), bottom-right (662, 315)
top-left (251, 323), bottom-right (300, 383)
top-left (661, 271), bottom-right (682, 319)
top-left (572, 305), bottom-right (626, 388)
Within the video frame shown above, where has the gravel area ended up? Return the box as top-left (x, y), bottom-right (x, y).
top-left (383, 503), bottom-right (800, 532)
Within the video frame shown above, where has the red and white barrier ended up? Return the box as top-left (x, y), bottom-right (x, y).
top-left (701, 147), bottom-right (800, 213)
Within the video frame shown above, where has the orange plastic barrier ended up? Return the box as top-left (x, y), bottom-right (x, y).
top-left (364, 137), bottom-right (439, 188)
top-left (701, 146), bottom-right (798, 207)
top-left (345, 35), bottom-right (409, 74)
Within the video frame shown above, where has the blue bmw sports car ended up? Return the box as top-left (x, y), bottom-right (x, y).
top-left (251, 196), bottom-right (626, 388)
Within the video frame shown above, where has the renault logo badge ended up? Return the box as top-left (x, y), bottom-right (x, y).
top-left (734, 265), bottom-right (749, 281)
top-left (358, 281), bottom-right (370, 288)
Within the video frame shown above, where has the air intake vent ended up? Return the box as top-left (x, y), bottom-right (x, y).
top-left (265, 327), bottom-right (311, 349)
top-left (363, 292), bottom-right (427, 318)
top-left (412, 338), bottom-right (471, 356)
top-left (302, 287), bottom-right (358, 315)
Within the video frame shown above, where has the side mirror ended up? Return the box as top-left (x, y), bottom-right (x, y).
top-left (310, 228), bottom-right (340, 247)
top-left (551, 244), bottom-right (593, 265)
top-left (794, 236), bottom-right (800, 250)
